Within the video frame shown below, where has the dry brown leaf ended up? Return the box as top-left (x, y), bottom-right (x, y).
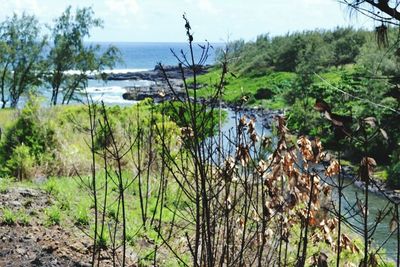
top-left (325, 160), bottom-right (340, 177)
top-left (380, 128), bottom-right (388, 140)
top-left (390, 215), bottom-right (398, 232)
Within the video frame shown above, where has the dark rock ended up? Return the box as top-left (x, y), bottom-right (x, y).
top-left (43, 244), bottom-right (56, 253)
top-left (74, 262), bottom-right (91, 267)
top-left (17, 188), bottom-right (39, 197)
top-left (94, 64), bottom-right (211, 82)
top-left (122, 86), bottom-right (187, 103)
top-left (31, 257), bottom-right (42, 266)
top-left (254, 88), bottom-right (274, 100)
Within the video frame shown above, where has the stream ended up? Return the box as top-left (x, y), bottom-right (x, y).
top-left (220, 108), bottom-right (398, 260)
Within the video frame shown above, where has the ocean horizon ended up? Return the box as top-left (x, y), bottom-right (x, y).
top-left (37, 42), bottom-right (223, 106)
top-left (92, 42), bottom-right (223, 70)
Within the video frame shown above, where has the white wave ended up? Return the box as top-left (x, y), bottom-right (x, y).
top-left (85, 86), bottom-right (127, 94)
top-left (101, 68), bottom-right (150, 74)
top-left (125, 80), bottom-right (155, 87)
top-left (64, 68), bottom-right (150, 76)
top-left (90, 94), bottom-right (135, 104)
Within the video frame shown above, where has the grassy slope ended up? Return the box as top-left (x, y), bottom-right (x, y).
top-left (194, 69), bottom-right (295, 109)
top-left (192, 67), bottom-right (349, 110)
top-left (0, 103), bottom-right (188, 266)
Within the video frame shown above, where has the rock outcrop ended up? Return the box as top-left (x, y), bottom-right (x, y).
top-left (97, 64), bottom-right (211, 103)
top-left (92, 65), bottom-right (211, 82)
top-left (121, 78), bottom-right (188, 103)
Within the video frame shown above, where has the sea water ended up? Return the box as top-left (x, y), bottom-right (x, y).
top-left (67, 42), bottom-right (222, 105)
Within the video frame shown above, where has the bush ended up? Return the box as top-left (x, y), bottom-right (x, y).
top-left (4, 144), bottom-right (35, 180)
top-left (158, 101), bottom-right (226, 139)
top-left (0, 96), bottom-right (57, 179)
top-left (287, 98), bottom-right (326, 136)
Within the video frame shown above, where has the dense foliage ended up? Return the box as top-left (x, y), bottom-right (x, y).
top-left (209, 27), bottom-right (400, 187)
top-left (220, 27), bottom-right (367, 77)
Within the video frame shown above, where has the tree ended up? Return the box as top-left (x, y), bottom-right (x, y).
top-left (0, 13), bottom-right (46, 108)
top-left (341, 1), bottom-right (400, 24)
top-left (47, 6), bottom-right (120, 105)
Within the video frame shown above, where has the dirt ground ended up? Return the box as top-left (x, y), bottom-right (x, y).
top-left (0, 187), bottom-right (136, 267)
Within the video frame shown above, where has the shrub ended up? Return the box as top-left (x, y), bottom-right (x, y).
top-left (157, 101), bottom-right (225, 139)
top-left (4, 144), bottom-right (35, 180)
top-left (0, 96), bottom-right (57, 179)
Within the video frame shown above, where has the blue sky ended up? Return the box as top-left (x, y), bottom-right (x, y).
top-left (0, 0), bottom-right (374, 42)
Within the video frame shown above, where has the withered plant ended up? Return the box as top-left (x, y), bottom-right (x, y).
top-left (149, 15), bottom-right (358, 267)
top-left (315, 99), bottom-right (400, 267)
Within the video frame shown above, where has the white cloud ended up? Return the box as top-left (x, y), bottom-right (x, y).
top-left (197, 0), bottom-right (218, 15)
top-left (0, 0), bottom-right (44, 18)
top-left (105, 0), bottom-right (140, 17)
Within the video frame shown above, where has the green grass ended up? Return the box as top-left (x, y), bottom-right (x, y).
top-left (1, 208), bottom-right (30, 226)
top-left (17, 209), bottom-right (31, 226)
top-left (191, 68), bottom-right (353, 111)
top-left (1, 208), bottom-right (16, 225)
top-left (191, 69), bottom-right (296, 109)
top-left (36, 173), bottom-right (190, 265)
top-left (1, 154), bottom-right (388, 266)
top-left (74, 203), bottom-right (90, 226)
top-left (45, 205), bottom-right (62, 226)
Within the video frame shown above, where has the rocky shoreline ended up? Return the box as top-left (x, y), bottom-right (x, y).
top-left (94, 64), bottom-right (209, 82)
top-left (106, 64), bottom-right (286, 127)
top-left (92, 65), bottom-right (210, 103)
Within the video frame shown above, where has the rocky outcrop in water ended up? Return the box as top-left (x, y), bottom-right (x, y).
top-left (95, 65), bottom-right (211, 82)
top-left (121, 78), bottom-right (188, 103)
top-left (104, 65), bottom-right (210, 103)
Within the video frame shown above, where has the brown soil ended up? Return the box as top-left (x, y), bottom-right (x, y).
top-left (0, 187), bottom-right (136, 267)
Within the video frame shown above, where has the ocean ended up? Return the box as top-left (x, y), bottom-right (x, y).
top-left (62, 42), bottom-right (223, 105)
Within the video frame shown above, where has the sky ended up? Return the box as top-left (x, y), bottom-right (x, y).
top-left (0, 0), bottom-right (375, 43)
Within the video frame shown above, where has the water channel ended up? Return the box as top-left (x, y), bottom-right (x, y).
top-left (219, 108), bottom-right (399, 261)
